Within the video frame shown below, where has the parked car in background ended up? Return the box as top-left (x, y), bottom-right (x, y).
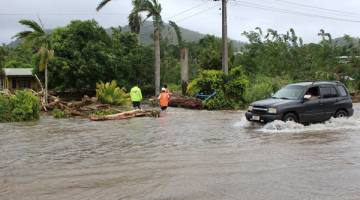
top-left (245, 81), bottom-right (354, 123)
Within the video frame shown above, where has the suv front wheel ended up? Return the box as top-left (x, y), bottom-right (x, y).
top-left (283, 113), bottom-right (299, 123)
top-left (334, 110), bottom-right (348, 118)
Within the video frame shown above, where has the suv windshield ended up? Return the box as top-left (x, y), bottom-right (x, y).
top-left (272, 85), bottom-right (305, 100)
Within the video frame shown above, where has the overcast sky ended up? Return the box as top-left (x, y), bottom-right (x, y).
top-left (1, 0), bottom-right (360, 44)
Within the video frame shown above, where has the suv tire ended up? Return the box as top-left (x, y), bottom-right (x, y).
top-left (283, 113), bottom-right (298, 123)
top-left (334, 110), bottom-right (348, 118)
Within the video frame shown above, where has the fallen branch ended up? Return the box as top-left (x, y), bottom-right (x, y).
top-left (34, 74), bottom-right (47, 112)
top-left (90, 109), bottom-right (160, 121)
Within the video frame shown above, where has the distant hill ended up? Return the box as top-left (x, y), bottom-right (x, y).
top-left (8, 21), bottom-right (246, 49)
top-left (8, 39), bottom-right (21, 48)
top-left (333, 36), bottom-right (360, 48)
top-left (122, 21), bottom-right (246, 49)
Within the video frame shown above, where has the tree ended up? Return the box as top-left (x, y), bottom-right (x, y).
top-left (13, 19), bottom-right (53, 105)
top-left (131, 0), bottom-right (163, 95)
top-left (0, 45), bottom-right (8, 68)
top-left (46, 20), bottom-right (154, 94)
top-left (169, 21), bottom-right (188, 95)
top-left (3, 44), bottom-right (34, 68)
top-left (97, 0), bottom-right (162, 95)
top-left (47, 20), bottom-right (114, 91)
top-left (97, 0), bottom-right (143, 37)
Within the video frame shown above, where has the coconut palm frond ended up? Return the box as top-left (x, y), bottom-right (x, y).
top-left (169, 21), bottom-right (183, 48)
top-left (128, 12), bottom-right (142, 34)
top-left (18, 19), bottom-right (45, 34)
top-left (96, 0), bottom-right (112, 11)
top-left (12, 31), bottom-right (33, 40)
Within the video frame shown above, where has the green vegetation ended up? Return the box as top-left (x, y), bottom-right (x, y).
top-left (187, 28), bottom-right (360, 109)
top-left (13, 20), bottom-right (54, 105)
top-left (97, 0), bottom-right (163, 95)
top-left (91, 109), bottom-right (119, 116)
top-left (43, 20), bottom-right (154, 94)
top-left (0, 95), bottom-right (12, 122)
top-left (187, 67), bottom-right (248, 109)
top-left (52, 108), bottom-right (71, 118)
top-left (96, 80), bottom-right (130, 106)
top-left (0, 90), bottom-right (40, 122)
top-left (3, 17), bottom-right (360, 110)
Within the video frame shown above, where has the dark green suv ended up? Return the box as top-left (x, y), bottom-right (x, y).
top-left (245, 81), bottom-right (354, 123)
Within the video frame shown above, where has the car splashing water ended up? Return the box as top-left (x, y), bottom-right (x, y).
top-left (1, 104), bottom-right (360, 200)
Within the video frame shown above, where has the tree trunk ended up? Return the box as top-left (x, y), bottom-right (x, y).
top-left (180, 48), bottom-right (189, 95)
top-left (154, 26), bottom-right (161, 96)
top-left (45, 63), bottom-right (48, 106)
top-left (90, 109), bottom-right (160, 121)
top-left (222, 0), bottom-right (229, 74)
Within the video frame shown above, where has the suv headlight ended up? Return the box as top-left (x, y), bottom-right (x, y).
top-left (268, 108), bottom-right (277, 114)
top-left (248, 105), bottom-right (253, 111)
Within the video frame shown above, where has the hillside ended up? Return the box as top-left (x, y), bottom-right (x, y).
top-left (8, 21), bottom-right (246, 49)
top-left (333, 36), bottom-right (360, 48)
top-left (126, 21), bottom-right (246, 49)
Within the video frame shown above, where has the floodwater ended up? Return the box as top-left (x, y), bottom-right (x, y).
top-left (1, 105), bottom-right (360, 200)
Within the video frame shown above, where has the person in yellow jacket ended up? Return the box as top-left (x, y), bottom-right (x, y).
top-left (130, 85), bottom-right (142, 109)
top-left (158, 88), bottom-right (170, 110)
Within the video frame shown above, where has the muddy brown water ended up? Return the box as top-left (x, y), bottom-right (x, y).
top-left (1, 104), bottom-right (360, 200)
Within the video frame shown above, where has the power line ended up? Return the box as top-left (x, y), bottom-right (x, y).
top-left (165, 1), bottom-right (208, 20)
top-left (118, 1), bottom-right (212, 29)
top-left (175, 4), bottom-right (218, 22)
top-left (233, 0), bottom-right (360, 23)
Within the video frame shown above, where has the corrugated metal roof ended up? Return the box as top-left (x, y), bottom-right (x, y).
top-left (3, 68), bottom-right (33, 76)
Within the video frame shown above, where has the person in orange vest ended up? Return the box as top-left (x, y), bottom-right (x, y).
top-left (163, 84), bottom-right (172, 98)
top-left (158, 88), bottom-right (170, 110)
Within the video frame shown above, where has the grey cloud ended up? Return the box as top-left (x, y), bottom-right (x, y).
top-left (0, 0), bottom-right (360, 44)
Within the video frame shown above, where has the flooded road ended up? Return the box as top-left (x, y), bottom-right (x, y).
top-left (1, 104), bottom-right (360, 200)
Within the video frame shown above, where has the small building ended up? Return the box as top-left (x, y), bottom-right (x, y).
top-left (0, 68), bottom-right (40, 91)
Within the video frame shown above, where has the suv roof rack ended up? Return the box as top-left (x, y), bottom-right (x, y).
top-left (298, 80), bottom-right (316, 83)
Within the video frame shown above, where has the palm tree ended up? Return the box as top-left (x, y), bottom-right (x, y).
top-left (97, 0), bottom-right (143, 36)
top-left (13, 19), bottom-right (53, 105)
top-left (97, 0), bottom-right (163, 95)
top-left (169, 21), bottom-right (188, 95)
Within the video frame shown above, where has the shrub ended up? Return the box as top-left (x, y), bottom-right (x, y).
top-left (167, 83), bottom-right (182, 93)
top-left (243, 76), bottom-right (291, 104)
top-left (96, 80), bottom-right (130, 106)
top-left (204, 90), bottom-right (233, 110)
top-left (0, 95), bottom-right (12, 122)
top-left (187, 70), bottom-right (225, 96)
top-left (187, 67), bottom-right (249, 109)
top-left (52, 108), bottom-right (71, 118)
top-left (8, 90), bottom-right (40, 122)
top-left (0, 90), bottom-right (41, 123)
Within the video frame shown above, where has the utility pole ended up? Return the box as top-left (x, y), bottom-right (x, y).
top-left (215, 0), bottom-right (229, 74)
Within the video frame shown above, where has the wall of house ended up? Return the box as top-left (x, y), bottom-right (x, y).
top-left (2, 77), bottom-right (40, 91)
top-left (0, 76), bottom-right (7, 90)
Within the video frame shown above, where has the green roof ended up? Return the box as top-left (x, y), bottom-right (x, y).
top-left (2, 68), bottom-right (33, 77)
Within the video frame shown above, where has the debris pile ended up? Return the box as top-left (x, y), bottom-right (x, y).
top-left (169, 97), bottom-right (203, 109)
